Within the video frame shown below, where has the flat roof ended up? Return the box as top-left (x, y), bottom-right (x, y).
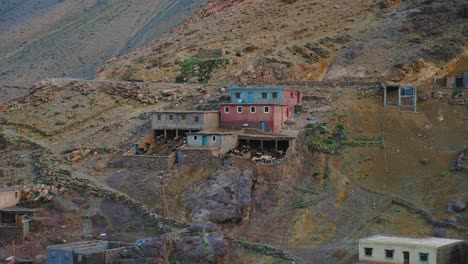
top-left (221, 103), bottom-right (289, 106)
top-left (0, 186), bottom-right (20, 192)
top-left (0, 207), bottom-right (43, 213)
top-left (151, 110), bottom-right (219, 114)
top-left (239, 133), bottom-right (295, 140)
top-left (186, 131), bottom-right (236, 135)
top-left (360, 235), bottom-right (464, 248)
top-left (230, 87), bottom-right (298, 90)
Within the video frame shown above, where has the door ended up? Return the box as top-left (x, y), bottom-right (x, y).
top-left (260, 121), bottom-right (265, 132)
top-left (202, 136), bottom-right (208, 146)
top-left (247, 92), bottom-right (254, 103)
top-left (403, 251), bottom-right (410, 264)
top-left (286, 107), bottom-right (290, 118)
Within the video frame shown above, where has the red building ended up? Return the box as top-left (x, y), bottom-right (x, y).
top-left (220, 103), bottom-right (289, 133)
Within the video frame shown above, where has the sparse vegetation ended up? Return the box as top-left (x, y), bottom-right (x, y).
top-left (175, 57), bottom-right (229, 83)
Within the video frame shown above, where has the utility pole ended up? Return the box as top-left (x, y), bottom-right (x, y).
top-left (159, 174), bottom-right (171, 231)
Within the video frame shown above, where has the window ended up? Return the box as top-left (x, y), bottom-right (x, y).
top-left (15, 192), bottom-right (18, 198)
top-left (194, 116), bottom-right (199, 123)
top-left (272, 92), bottom-right (278, 99)
top-left (290, 92), bottom-right (294, 98)
top-left (181, 114), bottom-right (186, 121)
top-left (250, 106), bottom-right (256, 113)
top-left (225, 106), bottom-right (230, 113)
top-left (194, 136), bottom-right (198, 141)
top-left (157, 114), bottom-right (161, 121)
top-left (212, 136), bottom-right (216, 141)
top-left (419, 253), bottom-right (428, 263)
top-left (264, 106), bottom-right (270, 113)
top-left (237, 106), bottom-right (242, 113)
top-left (261, 92), bottom-right (267, 99)
top-left (385, 250), bottom-right (394, 259)
top-left (364, 248), bottom-right (373, 257)
top-left (235, 92), bottom-right (241, 99)
top-left (169, 115), bottom-right (174, 121)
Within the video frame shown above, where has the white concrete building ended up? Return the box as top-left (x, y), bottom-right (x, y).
top-left (359, 235), bottom-right (467, 264)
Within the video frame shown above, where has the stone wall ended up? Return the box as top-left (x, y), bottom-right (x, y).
top-left (0, 226), bottom-right (23, 243)
top-left (122, 154), bottom-right (176, 170)
top-left (178, 149), bottom-right (223, 168)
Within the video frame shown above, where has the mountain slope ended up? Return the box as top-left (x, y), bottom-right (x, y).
top-left (0, 0), bottom-right (208, 102)
top-left (97, 0), bottom-right (467, 87)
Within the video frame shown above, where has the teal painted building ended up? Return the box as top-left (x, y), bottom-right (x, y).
top-left (229, 87), bottom-right (301, 108)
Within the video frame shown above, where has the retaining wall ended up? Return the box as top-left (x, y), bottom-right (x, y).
top-left (177, 149), bottom-right (224, 168)
top-left (122, 154), bottom-right (176, 170)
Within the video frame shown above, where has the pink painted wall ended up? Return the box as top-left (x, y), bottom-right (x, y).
top-left (283, 88), bottom-right (301, 109)
top-left (220, 104), bottom-right (286, 133)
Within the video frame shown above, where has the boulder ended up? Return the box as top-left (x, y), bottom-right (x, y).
top-left (453, 201), bottom-right (466, 212)
top-left (181, 166), bottom-right (253, 224)
top-left (433, 227), bottom-right (447, 238)
top-left (174, 223), bottom-right (228, 264)
top-left (94, 161), bottom-right (108, 171)
top-left (162, 89), bottom-right (177, 96)
top-left (110, 224), bottom-right (227, 264)
top-left (419, 159), bottom-right (430, 166)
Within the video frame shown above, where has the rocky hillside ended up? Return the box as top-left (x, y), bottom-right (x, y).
top-left (0, 0), bottom-right (208, 102)
top-left (1, 79), bottom-right (466, 263)
top-left (97, 0), bottom-right (467, 87)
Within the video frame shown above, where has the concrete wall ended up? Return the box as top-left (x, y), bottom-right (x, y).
top-left (359, 241), bottom-right (438, 264)
top-left (122, 154), bottom-right (176, 170)
top-left (187, 134), bottom-right (221, 148)
top-left (203, 112), bottom-right (220, 131)
top-left (177, 149), bottom-right (223, 168)
top-left (0, 189), bottom-right (20, 209)
top-left (151, 112), bottom-right (219, 131)
top-left (437, 242), bottom-right (468, 264)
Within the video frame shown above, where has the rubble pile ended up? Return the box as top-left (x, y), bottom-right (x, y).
top-left (70, 82), bottom-right (97, 96)
top-left (65, 148), bottom-right (95, 163)
top-left (103, 82), bottom-right (143, 98)
top-left (449, 90), bottom-right (465, 105)
top-left (232, 145), bottom-right (285, 163)
top-left (21, 184), bottom-right (67, 202)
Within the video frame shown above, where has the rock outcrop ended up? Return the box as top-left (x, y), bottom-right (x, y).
top-left (110, 223), bottom-right (228, 264)
top-left (181, 166), bottom-right (253, 224)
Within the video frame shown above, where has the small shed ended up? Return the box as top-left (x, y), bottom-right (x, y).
top-left (359, 235), bottom-right (467, 264)
top-left (445, 72), bottom-right (468, 89)
top-left (46, 241), bottom-right (133, 264)
top-left (185, 131), bottom-right (238, 155)
top-left (0, 186), bottom-right (21, 210)
top-left (383, 84), bottom-right (417, 112)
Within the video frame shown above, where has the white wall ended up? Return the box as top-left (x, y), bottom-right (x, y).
top-left (359, 241), bottom-right (438, 264)
top-left (0, 190), bottom-right (20, 209)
